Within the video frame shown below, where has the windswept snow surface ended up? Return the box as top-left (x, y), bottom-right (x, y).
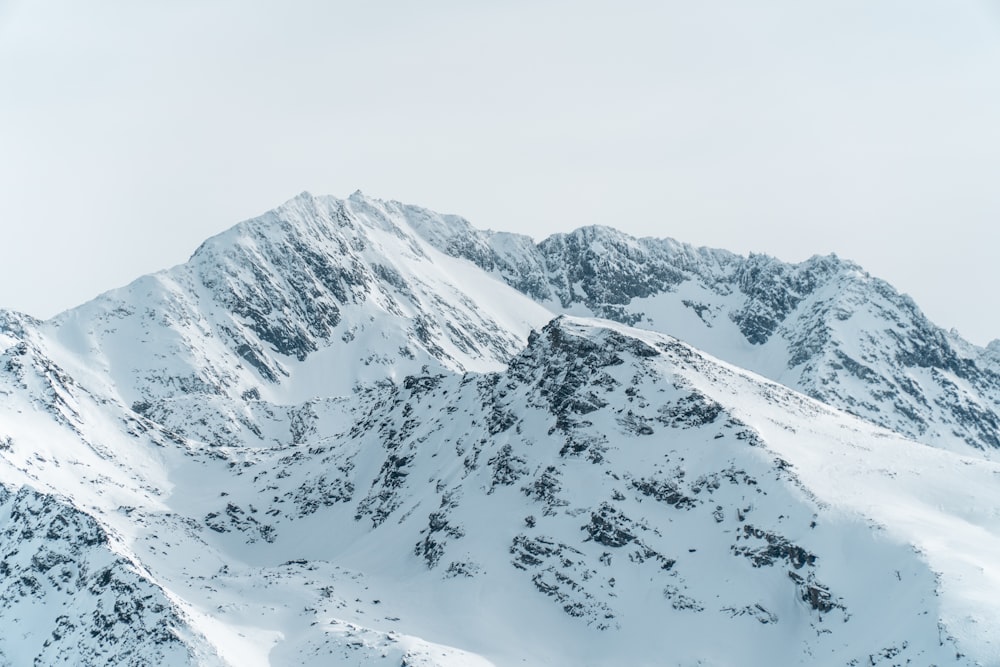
top-left (0, 192), bottom-right (998, 664)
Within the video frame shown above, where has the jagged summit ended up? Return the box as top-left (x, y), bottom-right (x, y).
top-left (387, 201), bottom-right (1000, 454)
top-left (44, 192), bottom-right (551, 404)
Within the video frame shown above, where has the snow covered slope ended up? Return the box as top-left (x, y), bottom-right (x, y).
top-left (0, 192), bottom-right (998, 665)
top-left (41, 192), bottom-right (550, 447)
top-left (416, 217), bottom-right (1000, 454)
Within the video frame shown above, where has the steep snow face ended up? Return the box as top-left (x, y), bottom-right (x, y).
top-left (415, 220), bottom-right (1000, 454)
top-left (46, 192), bottom-right (551, 402)
top-left (39, 192), bottom-right (552, 448)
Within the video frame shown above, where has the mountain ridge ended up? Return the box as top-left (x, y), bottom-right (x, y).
top-left (400, 197), bottom-right (1000, 454)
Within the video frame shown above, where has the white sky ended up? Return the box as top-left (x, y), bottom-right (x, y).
top-left (2, 1), bottom-right (1000, 343)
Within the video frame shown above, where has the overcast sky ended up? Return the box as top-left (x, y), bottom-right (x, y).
top-left (2, 1), bottom-right (1000, 343)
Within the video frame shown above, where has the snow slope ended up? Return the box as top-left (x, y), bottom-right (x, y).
top-left (416, 215), bottom-right (1000, 455)
top-left (0, 192), bottom-right (997, 664)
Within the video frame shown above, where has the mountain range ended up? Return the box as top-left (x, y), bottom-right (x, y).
top-left (1, 191), bottom-right (999, 665)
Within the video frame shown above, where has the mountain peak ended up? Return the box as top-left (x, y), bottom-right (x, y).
top-left (45, 192), bottom-right (552, 406)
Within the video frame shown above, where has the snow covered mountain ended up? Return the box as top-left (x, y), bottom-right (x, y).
top-left (0, 191), bottom-right (999, 665)
top-left (413, 212), bottom-right (1000, 455)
